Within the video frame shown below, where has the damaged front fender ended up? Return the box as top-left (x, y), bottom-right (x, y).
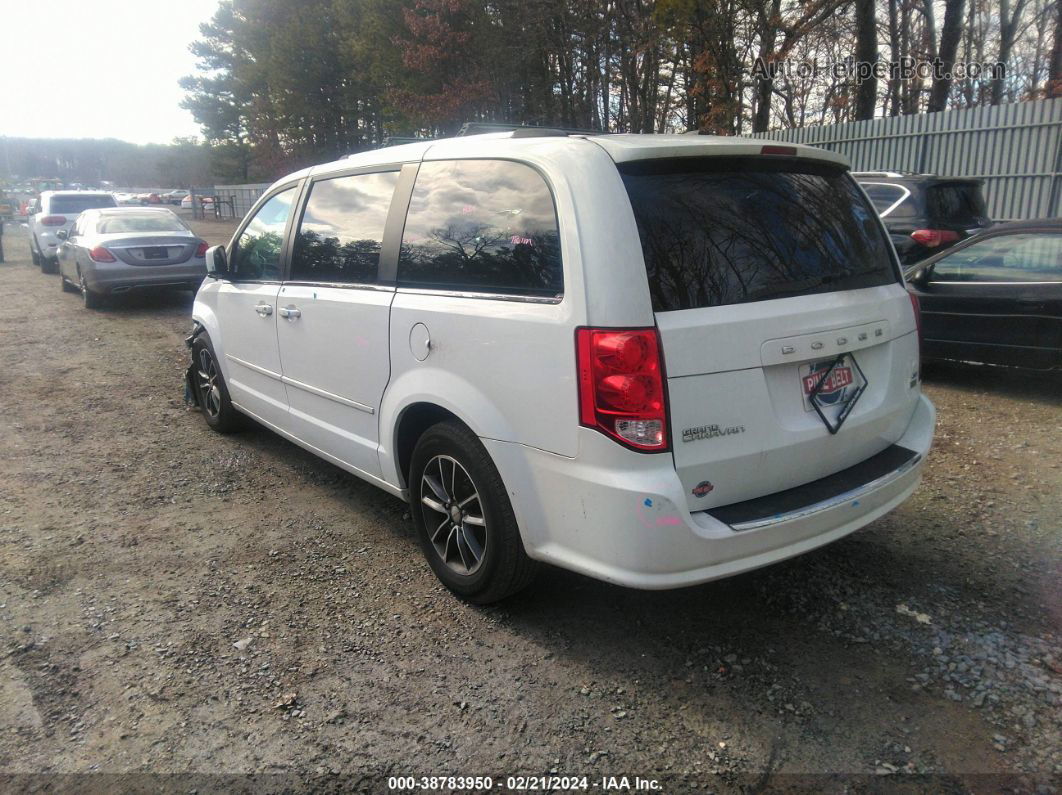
top-left (183, 321), bottom-right (204, 408)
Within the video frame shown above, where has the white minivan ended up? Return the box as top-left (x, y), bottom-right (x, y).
top-left (186, 130), bottom-right (935, 603)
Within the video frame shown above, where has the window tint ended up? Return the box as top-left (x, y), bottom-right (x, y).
top-left (622, 158), bottom-right (897, 311)
top-left (927, 183), bottom-right (986, 223)
top-left (97, 213), bottom-right (187, 234)
top-left (49, 195), bottom-right (117, 214)
top-left (398, 159), bottom-right (562, 297)
top-left (933, 232), bottom-right (1062, 282)
top-left (291, 171), bottom-right (398, 284)
top-left (230, 187), bottom-right (296, 280)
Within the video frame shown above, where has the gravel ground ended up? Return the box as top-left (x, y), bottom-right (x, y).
top-left (0, 219), bottom-right (1058, 791)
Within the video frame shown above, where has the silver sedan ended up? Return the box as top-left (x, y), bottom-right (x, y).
top-left (56, 207), bottom-right (208, 308)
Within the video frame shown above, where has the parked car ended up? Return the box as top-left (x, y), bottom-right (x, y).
top-left (29, 190), bottom-right (117, 272)
top-left (853, 172), bottom-right (992, 265)
top-left (56, 207), bottom-right (207, 308)
top-left (164, 189), bottom-right (190, 205)
top-left (180, 194), bottom-right (214, 210)
top-left (906, 218), bottom-right (1061, 369)
top-left (185, 132), bottom-right (934, 603)
top-left (116, 192), bottom-right (140, 206)
top-left (138, 192), bottom-right (162, 205)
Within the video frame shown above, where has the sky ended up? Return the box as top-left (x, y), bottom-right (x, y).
top-left (1, 0), bottom-right (222, 144)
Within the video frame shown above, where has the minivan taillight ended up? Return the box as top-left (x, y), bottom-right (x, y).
top-left (41, 215), bottom-right (66, 226)
top-left (89, 246), bottom-right (116, 263)
top-left (576, 327), bottom-right (669, 452)
top-left (910, 229), bottom-right (959, 247)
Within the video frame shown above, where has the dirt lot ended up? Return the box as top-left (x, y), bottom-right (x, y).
top-left (0, 219), bottom-right (1059, 791)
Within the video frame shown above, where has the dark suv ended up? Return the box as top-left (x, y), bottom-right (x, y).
top-left (853, 172), bottom-right (992, 265)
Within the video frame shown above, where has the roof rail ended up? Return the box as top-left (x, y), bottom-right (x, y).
top-left (851, 170), bottom-right (909, 178)
top-left (456, 122), bottom-right (608, 137)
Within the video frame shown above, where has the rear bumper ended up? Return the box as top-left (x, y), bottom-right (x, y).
top-left (83, 261), bottom-right (206, 293)
top-left (485, 393), bottom-right (935, 590)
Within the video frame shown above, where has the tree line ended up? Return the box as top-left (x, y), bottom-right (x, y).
top-left (181, 0), bottom-right (1060, 181)
top-left (0, 137), bottom-right (213, 190)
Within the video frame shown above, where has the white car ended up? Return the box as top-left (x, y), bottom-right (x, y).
top-left (186, 130), bottom-right (935, 603)
top-left (30, 190), bottom-right (117, 272)
top-left (180, 194), bottom-right (213, 210)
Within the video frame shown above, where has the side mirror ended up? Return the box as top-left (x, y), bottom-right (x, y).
top-left (56, 229), bottom-right (68, 240)
top-left (205, 245), bottom-right (229, 278)
top-left (908, 265), bottom-right (931, 288)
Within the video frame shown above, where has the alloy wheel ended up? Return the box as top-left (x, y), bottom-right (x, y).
top-left (419, 455), bottom-right (487, 575)
top-left (196, 348), bottom-right (222, 419)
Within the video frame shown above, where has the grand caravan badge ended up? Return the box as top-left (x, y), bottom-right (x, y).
top-left (799, 354), bottom-right (867, 434)
top-left (682, 423), bottom-right (746, 443)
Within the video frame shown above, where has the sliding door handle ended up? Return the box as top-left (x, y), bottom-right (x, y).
top-left (278, 306), bottom-right (301, 320)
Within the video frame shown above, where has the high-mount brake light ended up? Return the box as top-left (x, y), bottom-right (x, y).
top-left (761, 145), bottom-right (797, 156)
top-left (910, 229), bottom-right (960, 247)
top-left (41, 215), bottom-right (66, 226)
top-left (576, 328), bottom-right (669, 452)
top-left (89, 246), bottom-right (116, 263)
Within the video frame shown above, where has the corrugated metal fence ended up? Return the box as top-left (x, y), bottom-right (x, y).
top-left (761, 98), bottom-right (1062, 221)
top-left (188, 184), bottom-right (271, 220)
top-left (213, 183), bottom-right (271, 217)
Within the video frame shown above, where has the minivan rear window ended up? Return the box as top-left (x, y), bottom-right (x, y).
top-left (49, 195), bottom-right (117, 214)
top-left (620, 158), bottom-right (896, 312)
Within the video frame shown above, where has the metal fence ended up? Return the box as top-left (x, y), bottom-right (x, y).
top-left (213, 183), bottom-right (271, 217)
top-left (187, 183), bottom-right (270, 221)
top-left (760, 98), bottom-right (1062, 222)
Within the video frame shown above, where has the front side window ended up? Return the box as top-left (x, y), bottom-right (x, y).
top-left (290, 171), bottom-right (398, 284)
top-left (398, 159), bottom-right (563, 297)
top-left (230, 187), bottom-right (296, 281)
top-left (622, 158), bottom-right (896, 311)
top-left (932, 232), bottom-right (1062, 283)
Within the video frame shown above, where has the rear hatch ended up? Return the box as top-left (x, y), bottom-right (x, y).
top-left (619, 155), bottom-right (922, 513)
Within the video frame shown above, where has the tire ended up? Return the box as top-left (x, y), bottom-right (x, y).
top-left (79, 272), bottom-right (103, 309)
top-left (60, 272), bottom-right (77, 292)
top-left (40, 255), bottom-right (58, 274)
top-left (30, 242), bottom-right (41, 266)
top-left (409, 420), bottom-right (537, 603)
top-left (190, 334), bottom-right (243, 433)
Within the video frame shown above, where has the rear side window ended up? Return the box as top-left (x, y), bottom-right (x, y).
top-left (49, 195), bottom-right (117, 214)
top-left (859, 182), bottom-right (914, 218)
top-left (398, 159), bottom-right (562, 297)
top-left (291, 171), bottom-right (398, 284)
top-left (928, 183), bottom-right (986, 223)
top-left (621, 158), bottom-right (897, 311)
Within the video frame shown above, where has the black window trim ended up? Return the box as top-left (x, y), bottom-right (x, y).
top-left (224, 179), bottom-right (306, 285)
top-left (392, 156), bottom-right (566, 304)
top-left (284, 162), bottom-right (409, 290)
